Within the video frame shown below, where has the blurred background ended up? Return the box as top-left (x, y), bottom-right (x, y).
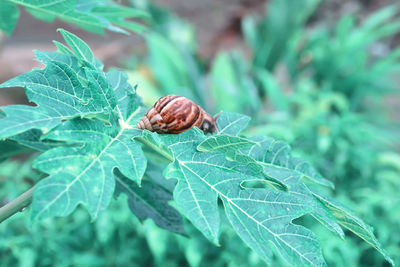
top-left (1, 0), bottom-right (400, 266)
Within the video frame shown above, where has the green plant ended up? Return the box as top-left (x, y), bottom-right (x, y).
top-left (241, 2), bottom-right (400, 266)
top-left (292, 5), bottom-right (400, 111)
top-left (242, 0), bottom-right (321, 72)
top-left (0, 29), bottom-right (394, 266)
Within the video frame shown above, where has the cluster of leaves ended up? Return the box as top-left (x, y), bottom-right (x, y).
top-left (0, 28), bottom-right (394, 266)
top-left (239, 2), bottom-right (400, 266)
top-left (283, 7), bottom-right (400, 117)
top-left (242, 0), bottom-right (321, 72)
top-left (0, 0), bottom-right (149, 36)
top-left (126, 0), bottom-right (400, 265)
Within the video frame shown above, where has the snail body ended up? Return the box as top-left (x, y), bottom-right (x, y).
top-left (137, 95), bottom-right (218, 134)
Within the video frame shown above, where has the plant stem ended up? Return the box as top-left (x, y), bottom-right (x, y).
top-left (136, 137), bottom-right (174, 162)
top-left (0, 186), bottom-right (34, 223)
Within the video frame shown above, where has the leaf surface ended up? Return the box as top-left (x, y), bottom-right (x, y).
top-left (312, 191), bottom-right (394, 265)
top-left (216, 110), bottom-right (250, 136)
top-left (0, 1), bottom-right (19, 35)
top-left (161, 129), bottom-right (326, 266)
top-left (0, 30), bottom-right (114, 139)
top-left (30, 69), bottom-right (146, 221)
top-left (132, 113), bottom-right (327, 265)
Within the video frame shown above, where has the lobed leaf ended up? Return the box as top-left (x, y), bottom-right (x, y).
top-left (160, 129), bottom-right (326, 266)
top-left (31, 80), bottom-right (146, 221)
top-left (198, 134), bottom-right (288, 191)
top-left (0, 30), bottom-right (113, 140)
top-left (312, 191), bottom-right (394, 266)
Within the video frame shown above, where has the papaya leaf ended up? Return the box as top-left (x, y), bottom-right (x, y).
top-left (9, 129), bottom-right (63, 152)
top-left (312, 191), bottom-right (394, 266)
top-left (198, 135), bottom-right (288, 191)
top-left (29, 68), bottom-right (146, 221)
top-left (0, 30), bottom-right (114, 140)
top-left (159, 129), bottom-right (326, 266)
top-left (133, 114), bottom-right (326, 265)
top-left (243, 136), bottom-right (334, 188)
top-left (216, 112), bottom-right (251, 136)
top-left (57, 29), bottom-right (97, 67)
top-left (238, 135), bottom-right (344, 239)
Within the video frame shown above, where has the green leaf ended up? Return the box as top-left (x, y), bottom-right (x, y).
top-left (211, 53), bottom-right (240, 112)
top-left (30, 69), bottom-right (146, 221)
top-left (0, 30), bottom-right (113, 140)
top-left (135, 130), bottom-right (174, 163)
top-left (115, 170), bottom-right (184, 234)
top-left (134, 112), bottom-right (328, 264)
top-left (197, 116), bottom-right (343, 241)
top-left (312, 191), bottom-right (394, 266)
top-left (310, 198), bottom-right (345, 240)
top-left (92, 5), bottom-right (149, 34)
top-left (0, 140), bottom-right (31, 161)
top-left (198, 134), bottom-right (289, 191)
top-left (211, 52), bottom-right (260, 114)
top-left (255, 69), bottom-right (289, 111)
top-left (244, 0), bottom-right (321, 70)
top-left (146, 33), bottom-right (190, 95)
top-left (243, 136), bottom-right (334, 188)
top-left (0, 1), bottom-right (19, 35)
top-left (160, 129), bottom-right (326, 266)
top-left (4, 0), bottom-right (148, 35)
top-left (225, 151), bottom-right (289, 191)
top-left (57, 29), bottom-right (95, 66)
top-left (197, 135), bottom-right (256, 153)
top-left (9, 129), bottom-right (63, 152)
top-left (238, 136), bottom-right (347, 238)
top-left (107, 71), bottom-right (141, 121)
top-left (216, 112), bottom-right (250, 136)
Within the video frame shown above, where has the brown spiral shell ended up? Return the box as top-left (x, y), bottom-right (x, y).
top-left (137, 95), bottom-right (218, 134)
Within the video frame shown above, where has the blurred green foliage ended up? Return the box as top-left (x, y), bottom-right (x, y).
top-left (244, 3), bottom-right (400, 266)
top-left (1, 0), bottom-right (399, 266)
top-left (0, 0), bottom-right (149, 36)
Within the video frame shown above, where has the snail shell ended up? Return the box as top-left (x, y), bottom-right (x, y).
top-left (137, 95), bottom-right (218, 134)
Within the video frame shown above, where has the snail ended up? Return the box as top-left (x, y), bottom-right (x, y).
top-left (137, 95), bottom-right (220, 134)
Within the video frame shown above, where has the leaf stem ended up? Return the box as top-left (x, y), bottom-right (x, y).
top-left (136, 138), bottom-right (174, 162)
top-left (0, 186), bottom-right (34, 223)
